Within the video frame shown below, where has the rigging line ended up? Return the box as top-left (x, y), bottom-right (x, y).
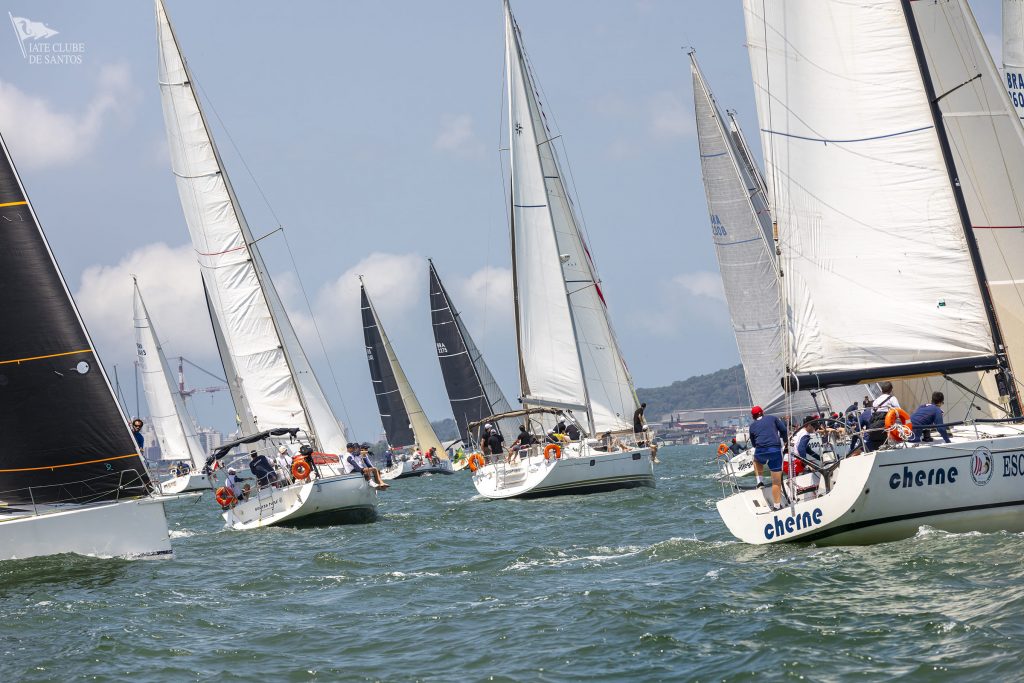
top-left (180, 356), bottom-right (227, 384)
top-left (760, 125), bottom-right (933, 145)
top-left (279, 228), bottom-right (356, 440)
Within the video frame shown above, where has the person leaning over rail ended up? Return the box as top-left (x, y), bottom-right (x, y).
top-left (748, 405), bottom-right (787, 511)
top-left (909, 392), bottom-right (951, 444)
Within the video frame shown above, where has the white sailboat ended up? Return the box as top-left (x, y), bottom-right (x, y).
top-left (469, 1), bottom-right (654, 500)
top-left (689, 52), bottom-right (869, 479)
top-left (155, 0), bottom-right (376, 528)
top-left (717, 0), bottom-right (1024, 545)
top-left (133, 278), bottom-right (212, 494)
top-left (0, 133), bottom-right (174, 561)
top-left (359, 279), bottom-right (452, 480)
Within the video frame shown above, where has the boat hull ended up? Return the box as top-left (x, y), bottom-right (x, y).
top-left (160, 472), bottom-right (214, 494)
top-left (381, 459), bottom-right (454, 480)
top-left (717, 432), bottom-right (1024, 545)
top-left (472, 444), bottom-right (655, 500)
top-left (221, 473), bottom-right (377, 530)
top-left (0, 497), bottom-right (173, 561)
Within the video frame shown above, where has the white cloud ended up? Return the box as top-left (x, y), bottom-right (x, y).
top-left (648, 90), bottom-right (693, 139)
top-left (433, 113), bottom-right (485, 159)
top-left (75, 242), bottom-right (212, 361)
top-left (0, 63), bottom-right (137, 169)
top-left (672, 271), bottom-right (726, 302)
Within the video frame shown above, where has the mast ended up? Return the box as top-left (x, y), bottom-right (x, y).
top-left (901, 0), bottom-right (1022, 417)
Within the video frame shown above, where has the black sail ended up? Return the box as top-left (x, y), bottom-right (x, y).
top-left (429, 260), bottom-right (514, 442)
top-left (0, 136), bottom-right (151, 505)
top-left (361, 284), bottom-right (415, 448)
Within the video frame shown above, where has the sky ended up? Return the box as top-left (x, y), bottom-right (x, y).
top-left (0, 1), bottom-right (1007, 441)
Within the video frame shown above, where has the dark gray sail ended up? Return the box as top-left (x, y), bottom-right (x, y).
top-left (0, 134), bottom-right (151, 504)
top-left (361, 284), bottom-right (415, 447)
top-left (429, 260), bottom-right (515, 442)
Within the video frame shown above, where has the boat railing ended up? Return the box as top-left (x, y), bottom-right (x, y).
top-left (0, 469), bottom-right (149, 517)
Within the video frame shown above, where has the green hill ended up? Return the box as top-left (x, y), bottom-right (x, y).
top-left (637, 365), bottom-right (748, 419)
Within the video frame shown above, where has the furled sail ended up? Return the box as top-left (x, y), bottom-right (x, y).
top-left (505, 0), bottom-right (637, 433)
top-left (134, 279), bottom-right (205, 469)
top-left (1005, 0), bottom-right (1024, 120)
top-left (156, 0), bottom-right (347, 453)
top-left (0, 134), bottom-right (152, 505)
top-left (742, 0), bottom-right (999, 390)
top-left (428, 260), bottom-right (517, 442)
top-left (361, 282), bottom-right (444, 454)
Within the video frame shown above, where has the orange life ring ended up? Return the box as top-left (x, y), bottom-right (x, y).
top-left (884, 408), bottom-right (913, 442)
top-left (467, 452), bottom-right (486, 472)
top-left (717, 443), bottom-right (729, 456)
top-left (292, 459), bottom-right (312, 480)
top-left (215, 486), bottom-right (236, 508)
top-left (544, 443), bottom-right (562, 460)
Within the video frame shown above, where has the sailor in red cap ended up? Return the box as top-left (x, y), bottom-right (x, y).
top-left (748, 405), bottom-right (788, 510)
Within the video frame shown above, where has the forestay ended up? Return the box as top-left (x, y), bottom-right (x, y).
top-left (429, 261), bottom-right (518, 442)
top-left (0, 135), bottom-right (151, 505)
top-left (361, 283), bottom-right (444, 454)
top-left (742, 0), bottom-right (996, 386)
top-left (134, 279), bottom-right (205, 469)
top-left (505, 1), bottom-right (637, 433)
top-left (156, 0), bottom-right (347, 454)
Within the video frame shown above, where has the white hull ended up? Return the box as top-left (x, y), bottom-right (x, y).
top-left (720, 448), bottom-right (755, 478)
top-left (381, 458), bottom-right (454, 480)
top-left (160, 472), bottom-right (214, 494)
top-left (472, 443), bottom-right (655, 500)
top-left (0, 497), bottom-right (173, 561)
top-left (222, 473), bottom-right (377, 530)
top-left (717, 432), bottom-right (1024, 545)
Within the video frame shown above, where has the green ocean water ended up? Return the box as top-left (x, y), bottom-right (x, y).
top-left (1, 445), bottom-right (1023, 681)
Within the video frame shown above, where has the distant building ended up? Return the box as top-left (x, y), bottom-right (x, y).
top-left (196, 427), bottom-right (225, 455)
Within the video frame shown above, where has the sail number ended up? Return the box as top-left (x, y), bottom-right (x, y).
top-left (711, 214), bottom-right (728, 237)
top-left (136, 342), bottom-right (146, 357)
top-left (436, 342), bottom-right (448, 355)
top-left (1007, 72), bottom-right (1024, 109)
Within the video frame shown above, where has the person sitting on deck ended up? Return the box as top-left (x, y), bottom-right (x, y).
top-left (546, 420), bottom-right (569, 444)
top-left (248, 450), bottom-right (278, 487)
top-left (275, 446), bottom-right (293, 485)
top-left (486, 426), bottom-right (505, 460)
top-left (728, 438), bottom-right (744, 456)
top-left (910, 392), bottom-right (951, 444)
top-left (344, 444), bottom-right (389, 489)
top-left (224, 467), bottom-right (248, 502)
top-left (565, 422), bottom-right (581, 441)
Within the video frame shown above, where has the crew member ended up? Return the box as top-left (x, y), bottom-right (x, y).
top-left (748, 405), bottom-right (787, 510)
top-left (910, 392), bottom-right (951, 443)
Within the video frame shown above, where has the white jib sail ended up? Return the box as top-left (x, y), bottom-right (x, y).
top-left (133, 279), bottom-right (205, 469)
top-left (916, 0), bottom-right (1024, 395)
top-left (366, 286), bottom-right (444, 455)
top-left (742, 0), bottom-right (996, 378)
top-left (155, 0), bottom-right (347, 454)
top-left (505, 1), bottom-right (636, 433)
top-left (1004, 0), bottom-right (1024, 121)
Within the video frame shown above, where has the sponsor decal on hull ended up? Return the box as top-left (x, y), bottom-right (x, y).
top-left (764, 507), bottom-right (824, 540)
top-left (970, 447), bottom-right (994, 486)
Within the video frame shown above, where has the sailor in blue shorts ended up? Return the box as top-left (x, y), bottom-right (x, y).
top-left (748, 405), bottom-right (788, 510)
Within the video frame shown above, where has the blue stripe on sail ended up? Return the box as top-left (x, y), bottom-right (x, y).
top-left (715, 236), bottom-right (763, 247)
top-left (760, 125), bottom-right (933, 144)
top-left (514, 204), bottom-right (547, 208)
top-left (700, 152), bottom-right (727, 158)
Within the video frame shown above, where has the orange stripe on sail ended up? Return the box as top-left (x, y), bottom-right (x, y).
top-left (0, 200), bottom-right (27, 208)
top-left (0, 349), bottom-right (92, 366)
top-left (0, 453), bottom-right (139, 473)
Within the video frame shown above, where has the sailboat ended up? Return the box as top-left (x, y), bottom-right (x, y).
top-left (468, 1), bottom-right (655, 500)
top-left (360, 279), bottom-right (452, 479)
top-left (428, 259), bottom-right (518, 470)
top-left (0, 134), bottom-right (174, 561)
top-left (717, 0), bottom-right (1024, 545)
top-left (133, 278), bottom-right (211, 494)
top-left (155, 0), bottom-right (376, 528)
top-left (689, 52), bottom-right (869, 479)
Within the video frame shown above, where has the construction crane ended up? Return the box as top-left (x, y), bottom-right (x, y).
top-left (177, 356), bottom-right (227, 398)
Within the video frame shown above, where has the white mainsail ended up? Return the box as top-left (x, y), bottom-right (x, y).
top-left (505, 1), bottom-right (636, 434)
top-left (155, 0), bottom-right (347, 454)
top-left (1005, 0), bottom-right (1024, 121)
top-left (363, 282), bottom-right (445, 455)
top-left (742, 0), bottom-right (997, 386)
top-left (133, 279), bottom-right (205, 469)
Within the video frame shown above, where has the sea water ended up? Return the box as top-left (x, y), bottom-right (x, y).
top-left (1, 445), bottom-right (1022, 681)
